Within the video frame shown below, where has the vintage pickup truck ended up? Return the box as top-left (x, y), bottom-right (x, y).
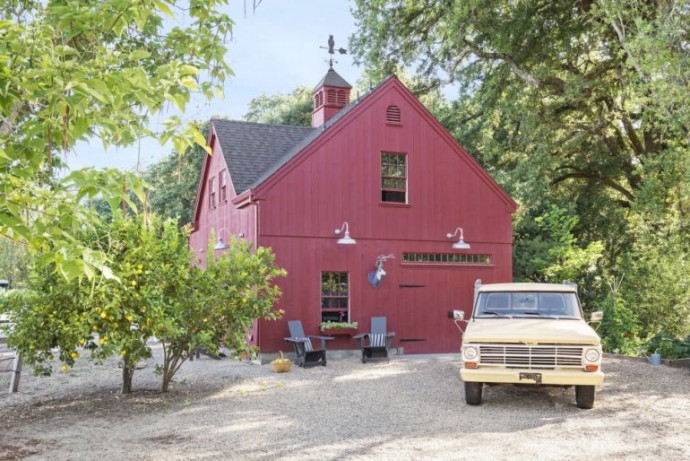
top-left (455, 281), bottom-right (604, 409)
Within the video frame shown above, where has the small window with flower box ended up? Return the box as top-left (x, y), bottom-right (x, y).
top-left (321, 272), bottom-right (350, 323)
top-left (381, 152), bottom-right (407, 203)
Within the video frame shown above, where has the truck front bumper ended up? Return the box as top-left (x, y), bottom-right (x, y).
top-left (460, 367), bottom-right (604, 386)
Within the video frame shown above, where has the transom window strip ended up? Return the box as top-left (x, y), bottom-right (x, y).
top-left (402, 252), bottom-right (492, 264)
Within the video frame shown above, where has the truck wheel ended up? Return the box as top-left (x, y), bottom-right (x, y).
top-left (575, 385), bottom-right (595, 409)
top-left (465, 381), bottom-right (483, 405)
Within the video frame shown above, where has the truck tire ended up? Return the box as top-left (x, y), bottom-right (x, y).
top-left (465, 381), bottom-right (483, 405)
top-left (575, 385), bottom-right (595, 409)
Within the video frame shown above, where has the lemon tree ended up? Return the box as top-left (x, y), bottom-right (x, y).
top-left (6, 214), bottom-right (286, 394)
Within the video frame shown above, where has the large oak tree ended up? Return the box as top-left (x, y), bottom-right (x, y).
top-left (351, 0), bottom-right (689, 339)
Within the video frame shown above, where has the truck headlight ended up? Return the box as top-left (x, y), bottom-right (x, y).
top-left (463, 345), bottom-right (478, 360)
top-left (584, 348), bottom-right (601, 362)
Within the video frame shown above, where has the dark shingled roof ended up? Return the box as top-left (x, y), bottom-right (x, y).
top-left (211, 77), bottom-right (388, 194)
top-left (313, 68), bottom-right (352, 90)
top-left (211, 119), bottom-right (315, 194)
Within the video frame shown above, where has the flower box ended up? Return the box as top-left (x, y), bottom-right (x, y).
top-left (320, 321), bottom-right (359, 337)
top-left (322, 327), bottom-right (358, 336)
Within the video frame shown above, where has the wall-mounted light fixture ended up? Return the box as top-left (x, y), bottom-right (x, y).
top-left (213, 228), bottom-right (244, 250)
top-left (214, 228), bottom-right (231, 250)
top-left (446, 227), bottom-right (471, 250)
top-left (334, 221), bottom-right (356, 245)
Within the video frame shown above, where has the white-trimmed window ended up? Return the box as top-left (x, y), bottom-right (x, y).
top-left (381, 152), bottom-right (407, 203)
top-left (208, 177), bottom-right (216, 209)
top-left (321, 272), bottom-right (349, 323)
top-left (219, 170), bottom-right (227, 203)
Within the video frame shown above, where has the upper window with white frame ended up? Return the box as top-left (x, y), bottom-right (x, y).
top-left (381, 152), bottom-right (407, 204)
top-left (219, 170), bottom-right (227, 204)
top-left (208, 177), bottom-right (216, 209)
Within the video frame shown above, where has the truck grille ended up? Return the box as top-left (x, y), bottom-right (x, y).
top-left (478, 344), bottom-right (584, 369)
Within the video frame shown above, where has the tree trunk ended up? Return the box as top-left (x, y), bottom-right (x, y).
top-left (121, 364), bottom-right (134, 394)
top-left (161, 350), bottom-right (187, 393)
top-left (161, 371), bottom-right (172, 393)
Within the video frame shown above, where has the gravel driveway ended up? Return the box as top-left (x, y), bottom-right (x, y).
top-left (1, 347), bottom-right (689, 460)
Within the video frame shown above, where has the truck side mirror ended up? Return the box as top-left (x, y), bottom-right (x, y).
top-left (590, 311), bottom-right (603, 322)
top-left (448, 310), bottom-right (465, 321)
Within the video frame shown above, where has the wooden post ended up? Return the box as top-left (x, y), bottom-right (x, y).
top-left (9, 354), bottom-right (21, 393)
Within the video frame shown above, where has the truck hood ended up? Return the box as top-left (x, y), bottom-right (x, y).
top-left (463, 318), bottom-right (601, 345)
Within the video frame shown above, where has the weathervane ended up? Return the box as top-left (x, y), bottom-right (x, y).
top-left (321, 34), bottom-right (347, 69)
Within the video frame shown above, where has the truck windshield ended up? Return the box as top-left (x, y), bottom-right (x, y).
top-left (474, 292), bottom-right (583, 319)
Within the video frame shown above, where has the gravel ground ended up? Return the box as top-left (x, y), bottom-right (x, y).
top-left (1, 345), bottom-right (689, 461)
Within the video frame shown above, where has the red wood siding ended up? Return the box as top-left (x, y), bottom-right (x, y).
top-left (253, 78), bottom-right (515, 354)
top-left (189, 135), bottom-right (257, 261)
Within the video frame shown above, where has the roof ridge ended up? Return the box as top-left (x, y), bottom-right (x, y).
top-left (211, 118), bottom-right (314, 130)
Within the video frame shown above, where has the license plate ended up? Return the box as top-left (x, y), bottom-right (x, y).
top-left (519, 372), bottom-right (542, 384)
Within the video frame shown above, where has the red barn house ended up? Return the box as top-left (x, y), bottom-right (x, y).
top-left (190, 68), bottom-right (517, 355)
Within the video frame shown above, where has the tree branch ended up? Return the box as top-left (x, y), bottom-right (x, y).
top-left (0, 102), bottom-right (24, 137)
top-left (552, 167), bottom-right (635, 203)
top-left (462, 37), bottom-right (565, 93)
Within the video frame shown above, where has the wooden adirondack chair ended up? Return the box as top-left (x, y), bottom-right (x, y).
top-left (284, 320), bottom-right (333, 367)
top-left (353, 316), bottom-right (395, 363)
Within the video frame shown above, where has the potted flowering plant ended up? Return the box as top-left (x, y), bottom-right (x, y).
top-left (320, 320), bottom-right (359, 336)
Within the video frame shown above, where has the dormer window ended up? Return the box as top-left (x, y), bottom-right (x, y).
top-left (386, 105), bottom-right (401, 124)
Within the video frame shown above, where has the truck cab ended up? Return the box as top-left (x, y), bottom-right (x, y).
top-left (457, 281), bottom-right (604, 409)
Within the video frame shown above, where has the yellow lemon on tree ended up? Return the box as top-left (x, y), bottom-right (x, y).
top-left (61, 365), bottom-right (69, 373)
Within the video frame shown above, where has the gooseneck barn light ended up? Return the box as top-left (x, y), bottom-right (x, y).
top-left (334, 221), bottom-right (356, 245)
top-left (213, 228), bottom-right (244, 250)
top-left (447, 227), bottom-right (471, 250)
top-left (213, 228), bottom-right (231, 250)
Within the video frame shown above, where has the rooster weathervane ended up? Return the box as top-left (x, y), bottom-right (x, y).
top-left (321, 34), bottom-right (347, 69)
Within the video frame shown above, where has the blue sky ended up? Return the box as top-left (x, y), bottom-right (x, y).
top-left (69, 0), bottom-right (361, 171)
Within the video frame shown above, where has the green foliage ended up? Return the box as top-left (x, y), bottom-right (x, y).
top-left (5, 214), bottom-right (286, 393)
top-left (597, 279), bottom-right (642, 355)
top-left (144, 123), bottom-right (209, 227)
top-left (244, 86), bottom-right (313, 126)
top-left (616, 213), bottom-right (690, 338)
top-left (320, 321), bottom-right (359, 331)
top-left (514, 204), bottom-right (603, 284)
top-left (202, 237), bottom-right (287, 356)
top-left (642, 332), bottom-right (690, 359)
top-left (0, 0), bottom-right (233, 280)
top-left (0, 239), bottom-right (30, 289)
